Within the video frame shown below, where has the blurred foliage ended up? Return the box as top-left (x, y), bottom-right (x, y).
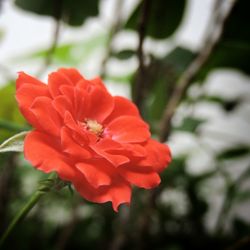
top-left (196, 0), bottom-right (250, 80)
top-left (1, 0), bottom-right (250, 250)
top-left (125, 0), bottom-right (186, 39)
top-left (0, 83), bottom-right (27, 142)
top-left (15, 0), bottom-right (99, 26)
top-left (146, 47), bottom-right (196, 126)
top-left (15, 33), bottom-right (107, 67)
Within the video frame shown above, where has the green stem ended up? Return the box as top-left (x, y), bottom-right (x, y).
top-left (0, 172), bottom-right (57, 248)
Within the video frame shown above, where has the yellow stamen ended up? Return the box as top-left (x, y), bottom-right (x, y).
top-left (85, 119), bottom-right (103, 136)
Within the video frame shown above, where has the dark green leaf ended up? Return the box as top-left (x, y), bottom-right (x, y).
top-left (125, 0), bottom-right (186, 39)
top-left (200, 95), bottom-right (240, 112)
top-left (217, 146), bottom-right (250, 160)
top-left (15, 0), bottom-right (99, 26)
top-left (147, 47), bottom-right (196, 123)
top-left (112, 50), bottom-right (135, 60)
top-left (175, 117), bottom-right (205, 133)
top-left (162, 47), bottom-right (195, 73)
top-left (197, 42), bottom-right (250, 80)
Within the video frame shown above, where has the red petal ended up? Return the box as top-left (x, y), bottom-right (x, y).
top-left (122, 143), bottom-right (147, 158)
top-left (16, 83), bottom-right (49, 127)
top-left (64, 111), bottom-right (88, 142)
top-left (85, 87), bottom-right (114, 123)
top-left (139, 139), bottom-right (172, 172)
top-left (60, 85), bottom-right (75, 101)
top-left (24, 131), bottom-right (76, 181)
top-left (48, 68), bottom-right (83, 98)
top-left (57, 68), bottom-right (84, 84)
top-left (73, 174), bottom-right (131, 212)
top-left (74, 87), bottom-right (88, 121)
top-left (16, 72), bottom-right (45, 90)
top-left (118, 165), bottom-right (161, 188)
top-left (105, 116), bottom-right (150, 143)
top-left (61, 127), bottom-right (91, 159)
top-left (103, 178), bottom-right (131, 212)
top-left (76, 160), bottom-right (112, 188)
top-left (53, 95), bottom-right (73, 118)
top-left (48, 70), bottom-right (75, 97)
top-left (90, 77), bottom-right (107, 92)
top-left (30, 96), bottom-right (62, 136)
top-left (104, 96), bottom-right (140, 124)
top-left (91, 138), bottom-right (130, 167)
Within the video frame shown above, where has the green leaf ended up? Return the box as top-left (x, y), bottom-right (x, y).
top-left (217, 146), bottom-right (250, 160)
top-left (112, 50), bottom-right (135, 60)
top-left (0, 131), bottom-right (29, 153)
top-left (125, 0), bottom-right (186, 39)
top-left (105, 73), bottom-right (133, 84)
top-left (175, 117), bottom-right (205, 133)
top-left (197, 42), bottom-right (250, 80)
top-left (200, 95), bottom-right (240, 112)
top-left (0, 83), bottom-right (27, 141)
top-left (147, 47), bottom-right (196, 123)
top-left (162, 46), bottom-right (196, 72)
top-left (14, 0), bottom-right (99, 26)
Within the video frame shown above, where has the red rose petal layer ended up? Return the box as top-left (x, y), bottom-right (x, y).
top-left (16, 68), bottom-right (172, 211)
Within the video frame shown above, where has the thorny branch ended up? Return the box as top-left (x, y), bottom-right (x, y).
top-left (159, 0), bottom-right (237, 142)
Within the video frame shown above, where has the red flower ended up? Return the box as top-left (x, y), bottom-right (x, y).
top-left (16, 68), bottom-right (171, 211)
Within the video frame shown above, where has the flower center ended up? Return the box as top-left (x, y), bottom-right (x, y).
top-left (85, 119), bottom-right (103, 136)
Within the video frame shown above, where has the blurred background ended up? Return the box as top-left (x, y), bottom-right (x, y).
top-left (0, 0), bottom-right (250, 249)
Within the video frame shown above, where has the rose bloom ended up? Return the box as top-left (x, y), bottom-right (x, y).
top-left (16, 68), bottom-right (171, 211)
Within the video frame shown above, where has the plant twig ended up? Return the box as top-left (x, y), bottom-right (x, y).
top-left (159, 0), bottom-right (237, 142)
top-left (133, 0), bottom-right (152, 110)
